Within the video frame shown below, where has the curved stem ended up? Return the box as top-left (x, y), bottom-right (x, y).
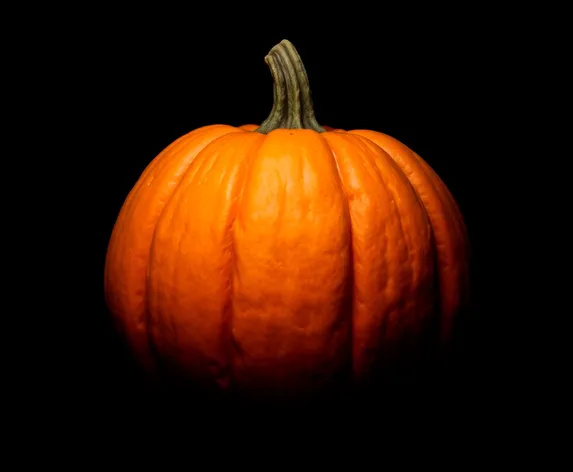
top-left (255, 40), bottom-right (324, 134)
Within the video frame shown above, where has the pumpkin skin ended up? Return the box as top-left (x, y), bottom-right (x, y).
top-left (104, 41), bottom-right (469, 400)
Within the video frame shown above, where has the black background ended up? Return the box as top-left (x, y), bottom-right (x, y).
top-left (44, 9), bottom-right (543, 439)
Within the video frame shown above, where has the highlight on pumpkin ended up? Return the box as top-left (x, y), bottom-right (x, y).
top-left (104, 39), bottom-right (470, 404)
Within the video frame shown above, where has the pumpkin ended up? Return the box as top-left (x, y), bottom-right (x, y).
top-left (104, 39), bottom-right (470, 400)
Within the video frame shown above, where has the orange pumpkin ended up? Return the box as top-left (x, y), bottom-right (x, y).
top-left (104, 39), bottom-right (469, 399)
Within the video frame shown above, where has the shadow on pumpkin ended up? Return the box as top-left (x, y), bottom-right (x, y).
top-left (95, 299), bottom-right (482, 424)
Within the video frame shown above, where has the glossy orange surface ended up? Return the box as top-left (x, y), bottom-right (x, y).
top-left (104, 124), bottom-right (469, 396)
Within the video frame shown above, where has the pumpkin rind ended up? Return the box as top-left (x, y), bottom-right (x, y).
top-left (104, 40), bottom-right (469, 398)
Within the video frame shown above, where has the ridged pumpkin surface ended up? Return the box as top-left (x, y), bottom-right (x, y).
top-left (104, 40), bottom-right (469, 398)
top-left (104, 123), bottom-right (469, 395)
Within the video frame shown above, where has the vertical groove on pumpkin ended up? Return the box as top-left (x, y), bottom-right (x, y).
top-left (111, 128), bottom-right (215, 383)
top-left (355, 136), bottom-right (420, 376)
top-left (319, 135), bottom-right (356, 390)
top-left (143, 140), bottom-right (198, 385)
top-left (360, 136), bottom-right (442, 381)
top-left (142, 135), bottom-right (209, 386)
top-left (322, 131), bottom-right (441, 391)
top-left (349, 130), bottom-right (469, 367)
top-left (400, 146), bottom-right (467, 342)
top-left (409, 151), bottom-right (470, 344)
top-left (412, 151), bottom-right (471, 310)
top-left (143, 126), bottom-right (244, 390)
top-left (223, 136), bottom-right (266, 399)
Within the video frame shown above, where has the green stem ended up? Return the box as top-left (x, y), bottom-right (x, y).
top-left (255, 40), bottom-right (325, 134)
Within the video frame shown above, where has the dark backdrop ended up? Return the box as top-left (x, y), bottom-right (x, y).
top-left (54, 18), bottom-right (527, 429)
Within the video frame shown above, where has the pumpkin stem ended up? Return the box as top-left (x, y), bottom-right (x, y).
top-left (255, 40), bottom-right (325, 134)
